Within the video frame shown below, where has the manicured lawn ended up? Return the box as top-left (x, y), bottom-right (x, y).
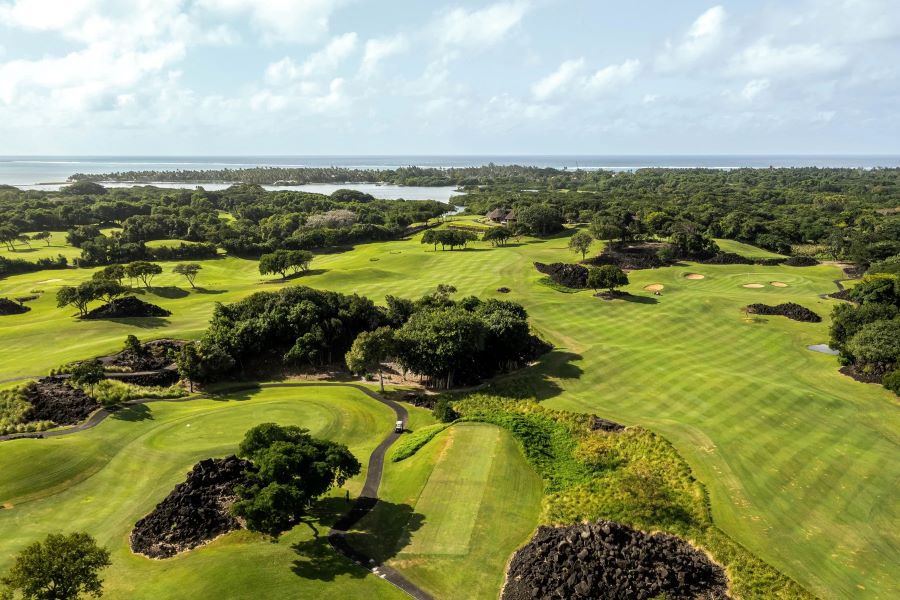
top-left (0, 385), bottom-right (406, 600)
top-left (352, 422), bottom-right (543, 600)
top-left (0, 221), bottom-right (897, 598)
top-left (0, 230), bottom-right (82, 262)
top-left (713, 237), bottom-right (787, 258)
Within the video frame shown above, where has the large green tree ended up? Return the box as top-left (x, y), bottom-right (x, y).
top-left (0, 532), bottom-right (111, 600)
top-left (394, 307), bottom-right (486, 388)
top-left (568, 230), bottom-right (593, 260)
top-left (345, 326), bottom-right (395, 392)
top-left (232, 423), bottom-right (361, 536)
top-left (587, 265), bottom-right (629, 293)
top-left (124, 261), bottom-right (162, 288)
top-left (172, 263), bottom-right (202, 288)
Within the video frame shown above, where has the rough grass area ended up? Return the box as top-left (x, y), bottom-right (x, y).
top-left (389, 423), bottom-right (449, 462)
top-left (70, 379), bottom-right (188, 406)
top-left (0, 386), bottom-right (53, 435)
top-left (453, 395), bottom-right (814, 600)
top-left (0, 385), bottom-right (406, 600)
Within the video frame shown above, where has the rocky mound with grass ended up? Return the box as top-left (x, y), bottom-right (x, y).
top-left (131, 456), bottom-right (255, 559)
top-left (534, 262), bottom-right (588, 289)
top-left (502, 520), bottom-right (730, 600)
top-left (587, 242), bottom-right (670, 270)
top-left (106, 339), bottom-right (185, 371)
top-left (784, 256), bottom-right (818, 267)
top-left (591, 415), bottom-right (625, 432)
top-left (746, 302), bottom-right (822, 323)
top-left (701, 252), bottom-right (755, 265)
top-left (0, 297), bottom-right (29, 315)
top-left (22, 378), bottom-right (99, 425)
top-left (84, 296), bottom-right (170, 319)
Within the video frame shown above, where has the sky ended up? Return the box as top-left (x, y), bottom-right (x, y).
top-left (0, 0), bottom-right (898, 155)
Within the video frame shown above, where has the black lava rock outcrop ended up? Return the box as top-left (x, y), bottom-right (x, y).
top-left (131, 456), bottom-right (255, 559)
top-left (701, 252), bottom-right (755, 266)
top-left (105, 339), bottom-right (184, 371)
top-left (0, 297), bottom-right (29, 315)
top-left (502, 521), bottom-right (731, 600)
top-left (535, 262), bottom-right (589, 289)
top-left (783, 256), bottom-right (818, 267)
top-left (591, 416), bottom-right (625, 432)
top-left (589, 243), bottom-right (670, 270)
top-left (746, 302), bottom-right (821, 323)
top-left (84, 296), bottom-right (170, 319)
top-left (22, 378), bottom-right (99, 425)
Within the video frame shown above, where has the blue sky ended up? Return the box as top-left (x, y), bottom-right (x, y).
top-left (0, 0), bottom-right (898, 155)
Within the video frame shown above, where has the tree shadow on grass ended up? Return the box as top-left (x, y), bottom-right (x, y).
top-left (149, 286), bottom-right (189, 299)
top-left (109, 403), bottom-right (153, 422)
top-left (262, 269), bottom-right (329, 284)
top-left (101, 317), bottom-right (170, 329)
top-left (192, 287), bottom-right (226, 294)
top-left (291, 496), bottom-right (425, 581)
top-left (620, 294), bottom-right (659, 305)
top-left (484, 350), bottom-right (584, 401)
top-left (206, 384), bottom-right (261, 402)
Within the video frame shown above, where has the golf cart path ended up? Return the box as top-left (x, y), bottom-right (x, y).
top-left (0, 381), bottom-right (434, 600)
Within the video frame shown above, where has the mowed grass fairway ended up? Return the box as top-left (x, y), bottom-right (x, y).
top-left (0, 385), bottom-right (406, 600)
top-left (353, 423), bottom-right (543, 600)
top-left (0, 220), bottom-right (897, 597)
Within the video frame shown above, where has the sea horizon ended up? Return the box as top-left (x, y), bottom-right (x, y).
top-left (3, 154), bottom-right (900, 193)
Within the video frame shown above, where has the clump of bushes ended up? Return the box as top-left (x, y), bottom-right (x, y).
top-left (0, 387), bottom-right (53, 435)
top-left (69, 379), bottom-right (186, 406)
top-left (390, 424), bottom-right (450, 462)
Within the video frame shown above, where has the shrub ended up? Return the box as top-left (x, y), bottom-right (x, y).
top-left (390, 423), bottom-right (450, 462)
top-left (432, 398), bottom-right (458, 423)
top-left (883, 369), bottom-right (900, 395)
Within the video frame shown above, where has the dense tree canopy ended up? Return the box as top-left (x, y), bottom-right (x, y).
top-left (232, 423), bottom-right (361, 536)
top-left (0, 532), bottom-right (111, 600)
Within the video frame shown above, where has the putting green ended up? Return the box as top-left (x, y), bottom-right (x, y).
top-left (0, 385), bottom-right (406, 600)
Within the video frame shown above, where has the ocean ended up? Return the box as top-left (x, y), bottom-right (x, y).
top-left (2, 155), bottom-right (899, 198)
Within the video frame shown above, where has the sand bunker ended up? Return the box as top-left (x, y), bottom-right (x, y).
top-left (37, 278), bottom-right (62, 283)
top-left (742, 283), bottom-right (765, 288)
top-left (770, 281), bottom-right (789, 287)
top-left (644, 284), bottom-right (665, 291)
top-left (684, 273), bottom-right (705, 280)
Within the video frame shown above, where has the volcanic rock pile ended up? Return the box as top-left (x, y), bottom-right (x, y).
top-left (589, 243), bottom-right (670, 270)
top-left (131, 456), bottom-right (255, 558)
top-left (502, 521), bottom-right (731, 600)
top-left (534, 262), bottom-right (589, 289)
top-left (84, 296), bottom-right (171, 319)
top-left (106, 339), bottom-right (185, 371)
top-left (783, 256), bottom-right (818, 267)
top-left (0, 297), bottom-right (29, 315)
top-left (22, 378), bottom-right (100, 425)
top-left (746, 302), bottom-right (822, 323)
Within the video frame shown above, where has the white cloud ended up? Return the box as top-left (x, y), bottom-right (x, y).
top-left (196, 0), bottom-right (347, 44)
top-left (360, 35), bottom-right (407, 77)
top-left (252, 77), bottom-right (348, 114)
top-left (532, 57), bottom-right (639, 100)
top-left (656, 5), bottom-right (726, 71)
top-left (739, 78), bottom-right (770, 101)
top-left (265, 32), bottom-right (357, 84)
top-left (436, 1), bottom-right (529, 48)
top-left (586, 59), bottom-right (641, 93)
top-left (730, 39), bottom-right (847, 78)
top-left (532, 58), bottom-right (585, 100)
